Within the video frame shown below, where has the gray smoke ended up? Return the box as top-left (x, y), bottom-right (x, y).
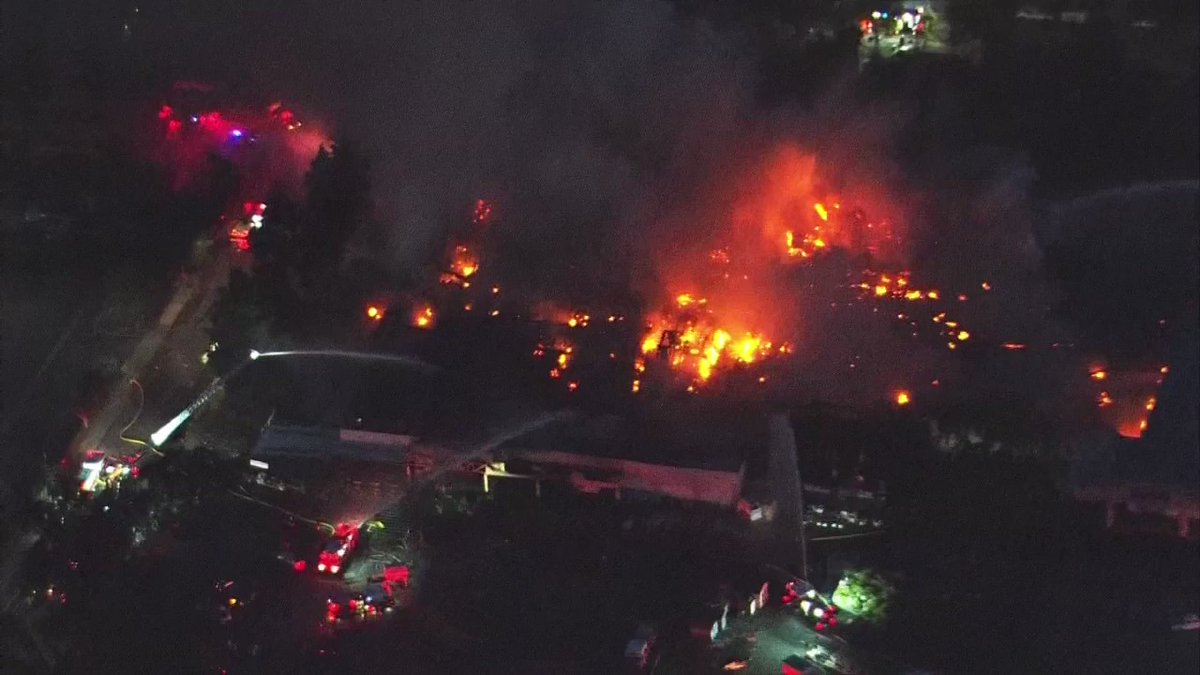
top-left (131, 0), bottom-right (1091, 413)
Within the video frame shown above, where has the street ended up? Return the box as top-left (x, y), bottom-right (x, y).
top-left (71, 244), bottom-right (234, 459)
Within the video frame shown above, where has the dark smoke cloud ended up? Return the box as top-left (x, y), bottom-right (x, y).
top-left (138, 1), bottom-right (770, 284)
top-left (134, 0), bottom-right (1090, 412)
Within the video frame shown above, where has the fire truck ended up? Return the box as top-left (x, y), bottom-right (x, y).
top-left (226, 201), bottom-right (266, 251)
top-left (316, 523), bottom-right (361, 575)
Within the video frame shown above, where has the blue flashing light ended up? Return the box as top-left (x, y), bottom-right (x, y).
top-left (231, 129), bottom-right (244, 138)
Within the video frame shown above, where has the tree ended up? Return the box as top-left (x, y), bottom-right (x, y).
top-left (831, 569), bottom-right (895, 622)
top-left (206, 270), bottom-right (274, 375)
top-left (249, 191), bottom-right (304, 322)
top-left (299, 141), bottom-right (371, 277)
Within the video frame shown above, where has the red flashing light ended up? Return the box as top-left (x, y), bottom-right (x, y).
top-left (815, 622), bottom-right (826, 631)
top-left (293, 560), bottom-right (307, 573)
top-left (167, 119), bottom-right (183, 136)
top-left (384, 565), bottom-right (410, 587)
top-left (330, 565), bottom-right (340, 574)
top-left (828, 617), bottom-right (838, 627)
top-left (158, 105), bottom-right (173, 120)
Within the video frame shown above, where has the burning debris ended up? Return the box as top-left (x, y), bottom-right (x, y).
top-left (412, 305), bottom-right (435, 329)
top-left (393, 150), bottom-right (1013, 399)
top-left (1084, 362), bottom-right (1169, 439)
top-left (638, 298), bottom-right (789, 389)
top-left (374, 137), bottom-right (1149, 438)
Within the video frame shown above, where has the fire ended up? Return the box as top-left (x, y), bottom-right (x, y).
top-left (366, 305), bottom-right (384, 321)
top-left (451, 245), bottom-right (479, 278)
top-left (640, 307), bottom-right (781, 386)
top-left (1089, 369), bottom-right (1108, 381)
top-left (783, 223), bottom-right (832, 259)
top-left (641, 333), bottom-right (660, 354)
top-left (401, 145), bottom-right (1017, 395)
top-left (413, 305), bottom-right (435, 329)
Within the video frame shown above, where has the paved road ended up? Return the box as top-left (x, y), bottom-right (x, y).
top-left (76, 245), bottom-right (233, 458)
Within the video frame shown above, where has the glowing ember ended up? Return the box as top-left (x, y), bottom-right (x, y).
top-left (412, 305), bottom-right (434, 329)
top-left (473, 199), bottom-right (494, 224)
top-left (1089, 369), bottom-right (1108, 381)
top-left (895, 391), bottom-right (911, 406)
top-left (366, 305), bottom-right (383, 320)
top-left (451, 245), bottom-right (479, 278)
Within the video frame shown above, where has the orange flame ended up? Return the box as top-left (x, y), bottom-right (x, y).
top-left (412, 305), bottom-right (435, 329)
